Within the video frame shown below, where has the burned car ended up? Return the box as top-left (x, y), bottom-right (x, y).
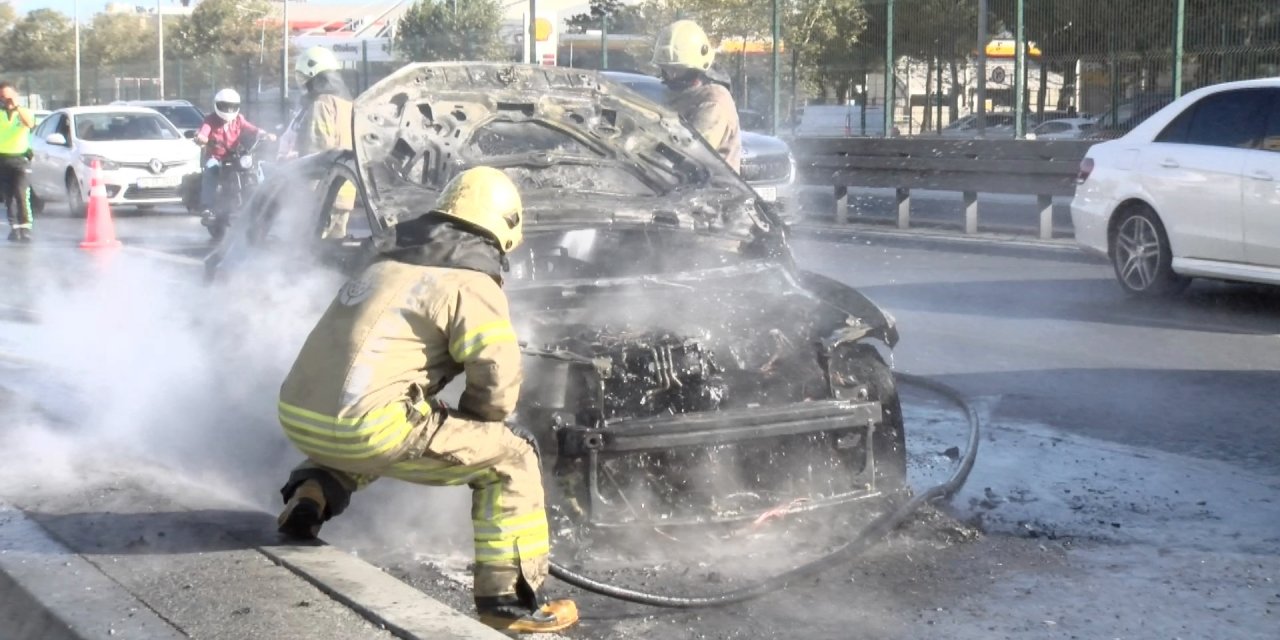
top-left (211, 63), bottom-right (904, 529)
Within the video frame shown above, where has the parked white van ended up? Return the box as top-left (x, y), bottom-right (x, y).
top-left (794, 104), bottom-right (886, 137)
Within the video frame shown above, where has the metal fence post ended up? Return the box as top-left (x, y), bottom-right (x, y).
top-left (771, 0), bottom-right (779, 136)
top-left (601, 13), bottom-right (608, 69)
top-left (885, 0), bottom-right (895, 137)
top-left (1173, 0), bottom-right (1186, 98)
top-left (1014, 0), bottom-right (1025, 137)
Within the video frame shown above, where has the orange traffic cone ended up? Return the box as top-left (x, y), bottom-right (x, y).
top-left (80, 159), bottom-right (122, 250)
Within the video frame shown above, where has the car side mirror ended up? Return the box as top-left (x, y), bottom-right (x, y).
top-left (45, 133), bottom-right (67, 146)
top-left (183, 129), bottom-right (197, 139)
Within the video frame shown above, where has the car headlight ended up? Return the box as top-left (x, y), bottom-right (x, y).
top-left (81, 155), bottom-right (121, 171)
top-left (238, 155), bottom-right (254, 170)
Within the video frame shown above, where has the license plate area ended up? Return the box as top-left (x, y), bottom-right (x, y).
top-left (136, 176), bottom-right (182, 188)
top-left (755, 186), bottom-right (777, 201)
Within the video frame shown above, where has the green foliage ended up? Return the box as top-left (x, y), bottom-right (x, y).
top-left (565, 0), bottom-right (652, 34)
top-left (1, 8), bottom-right (75, 72)
top-left (171, 0), bottom-right (281, 62)
top-left (85, 13), bottom-right (155, 66)
top-left (396, 0), bottom-right (508, 62)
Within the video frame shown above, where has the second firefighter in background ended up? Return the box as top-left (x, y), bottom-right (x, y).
top-left (273, 167), bottom-right (578, 634)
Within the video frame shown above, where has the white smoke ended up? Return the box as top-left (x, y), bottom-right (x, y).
top-left (0, 220), bottom-right (471, 557)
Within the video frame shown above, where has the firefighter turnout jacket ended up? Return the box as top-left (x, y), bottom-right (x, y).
top-left (669, 83), bottom-right (742, 173)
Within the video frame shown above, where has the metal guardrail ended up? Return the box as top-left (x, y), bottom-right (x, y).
top-left (792, 137), bottom-right (1095, 239)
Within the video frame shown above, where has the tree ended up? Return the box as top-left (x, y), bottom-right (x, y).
top-left (0, 1), bottom-right (17, 35)
top-left (566, 0), bottom-right (652, 34)
top-left (396, 0), bottom-right (507, 62)
top-left (170, 0), bottom-right (280, 63)
top-left (1, 8), bottom-right (75, 72)
top-left (85, 12), bottom-right (154, 67)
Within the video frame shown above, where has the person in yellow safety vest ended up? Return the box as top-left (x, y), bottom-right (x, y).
top-left (0, 82), bottom-right (36, 243)
top-left (292, 46), bottom-right (357, 239)
top-left (653, 20), bottom-right (742, 173)
top-left (274, 166), bottom-right (579, 634)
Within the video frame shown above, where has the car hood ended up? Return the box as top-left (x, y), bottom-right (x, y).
top-left (740, 131), bottom-right (790, 159)
top-left (352, 62), bottom-right (774, 238)
top-left (78, 138), bottom-right (198, 164)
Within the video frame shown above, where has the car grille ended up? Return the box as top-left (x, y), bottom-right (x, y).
top-left (127, 186), bottom-right (182, 200)
top-left (740, 155), bottom-right (792, 182)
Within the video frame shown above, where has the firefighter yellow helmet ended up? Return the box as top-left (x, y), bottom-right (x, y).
top-left (431, 167), bottom-right (524, 253)
top-left (295, 46), bottom-right (341, 88)
top-left (652, 20), bottom-right (715, 72)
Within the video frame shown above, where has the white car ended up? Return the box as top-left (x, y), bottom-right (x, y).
top-left (1027, 117), bottom-right (1096, 140)
top-left (1071, 78), bottom-right (1280, 296)
top-left (29, 106), bottom-right (200, 214)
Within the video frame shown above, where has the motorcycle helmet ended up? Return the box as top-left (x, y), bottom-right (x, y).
top-left (214, 88), bottom-right (241, 121)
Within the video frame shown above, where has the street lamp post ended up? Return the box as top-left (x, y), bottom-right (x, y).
top-left (770, 0), bottom-right (779, 136)
top-left (282, 0), bottom-right (290, 102)
top-left (74, 0), bottom-right (82, 106)
top-left (157, 0), bottom-right (165, 98)
top-left (528, 0), bottom-right (538, 64)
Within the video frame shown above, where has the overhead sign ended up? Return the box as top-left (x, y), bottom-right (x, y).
top-left (292, 35), bottom-right (395, 63)
top-left (985, 39), bottom-right (1042, 59)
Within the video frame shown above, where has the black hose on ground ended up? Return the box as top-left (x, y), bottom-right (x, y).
top-left (546, 372), bottom-right (981, 608)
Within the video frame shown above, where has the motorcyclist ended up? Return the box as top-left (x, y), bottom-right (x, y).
top-left (193, 88), bottom-right (275, 220)
top-left (653, 20), bottom-right (742, 172)
top-left (274, 166), bottom-right (579, 634)
top-left (289, 46), bottom-right (356, 238)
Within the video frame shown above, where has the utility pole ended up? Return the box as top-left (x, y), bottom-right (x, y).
top-left (1173, 0), bottom-right (1186, 98)
top-left (770, 0), bottom-right (779, 136)
top-left (885, 0), bottom-right (895, 137)
top-left (1014, 0), bottom-right (1025, 137)
top-left (976, 0), bottom-right (989, 135)
top-left (528, 0), bottom-right (538, 64)
top-left (157, 0), bottom-right (165, 98)
top-left (283, 0), bottom-right (290, 102)
top-left (74, 0), bottom-right (82, 105)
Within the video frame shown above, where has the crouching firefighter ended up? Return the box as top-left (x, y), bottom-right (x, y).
top-left (274, 166), bottom-right (579, 633)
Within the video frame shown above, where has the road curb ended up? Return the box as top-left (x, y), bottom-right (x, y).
top-left (262, 543), bottom-right (508, 640)
top-left (0, 504), bottom-right (186, 640)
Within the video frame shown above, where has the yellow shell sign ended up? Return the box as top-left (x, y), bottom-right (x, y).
top-left (985, 39), bottom-right (1042, 58)
top-left (534, 18), bottom-right (553, 42)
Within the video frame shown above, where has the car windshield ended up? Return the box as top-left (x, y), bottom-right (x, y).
top-left (74, 113), bottom-right (180, 141)
top-left (150, 105), bottom-right (204, 129)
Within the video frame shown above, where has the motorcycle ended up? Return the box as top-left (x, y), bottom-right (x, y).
top-left (197, 129), bottom-right (267, 242)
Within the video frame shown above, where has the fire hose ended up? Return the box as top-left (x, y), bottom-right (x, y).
top-left (546, 372), bottom-right (981, 608)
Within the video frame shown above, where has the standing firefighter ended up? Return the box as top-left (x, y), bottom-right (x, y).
top-left (292, 46), bottom-right (356, 238)
top-left (653, 20), bottom-right (742, 173)
top-left (274, 167), bottom-right (579, 634)
top-left (0, 82), bottom-right (35, 242)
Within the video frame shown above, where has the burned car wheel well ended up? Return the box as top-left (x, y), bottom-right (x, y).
top-left (827, 344), bottom-right (907, 489)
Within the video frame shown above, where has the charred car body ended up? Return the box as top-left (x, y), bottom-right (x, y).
top-left (210, 63), bottom-right (905, 529)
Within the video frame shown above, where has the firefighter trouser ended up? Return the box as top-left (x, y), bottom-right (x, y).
top-left (0, 155), bottom-right (32, 229)
top-left (281, 408), bottom-right (550, 599)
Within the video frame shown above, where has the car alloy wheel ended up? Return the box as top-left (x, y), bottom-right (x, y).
top-left (1110, 206), bottom-right (1188, 297)
top-left (65, 174), bottom-right (87, 217)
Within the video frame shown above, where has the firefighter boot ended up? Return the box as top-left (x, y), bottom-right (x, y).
top-left (277, 479), bottom-right (326, 540)
top-left (476, 595), bottom-right (578, 634)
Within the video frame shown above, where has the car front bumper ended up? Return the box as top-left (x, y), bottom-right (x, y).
top-left (93, 164), bottom-right (201, 206)
top-left (553, 399), bottom-right (890, 528)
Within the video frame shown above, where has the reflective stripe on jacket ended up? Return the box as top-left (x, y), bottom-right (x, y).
top-left (278, 260), bottom-right (522, 464)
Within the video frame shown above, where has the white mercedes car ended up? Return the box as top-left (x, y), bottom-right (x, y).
top-left (1072, 78), bottom-right (1280, 296)
top-left (28, 106), bottom-right (200, 214)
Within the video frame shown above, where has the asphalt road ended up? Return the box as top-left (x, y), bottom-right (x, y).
top-left (0, 213), bottom-right (1277, 639)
